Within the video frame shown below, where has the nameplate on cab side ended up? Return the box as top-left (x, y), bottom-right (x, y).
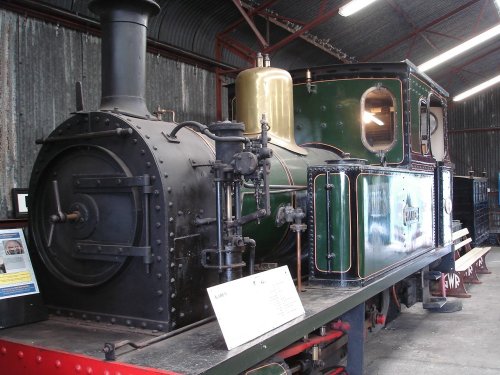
top-left (207, 266), bottom-right (305, 350)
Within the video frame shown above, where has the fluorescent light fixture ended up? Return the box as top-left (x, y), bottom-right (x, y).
top-left (363, 111), bottom-right (384, 126)
top-left (339, 0), bottom-right (379, 17)
top-left (419, 23), bottom-right (500, 72)
top-left (453, 74), bottom-right (500, 101)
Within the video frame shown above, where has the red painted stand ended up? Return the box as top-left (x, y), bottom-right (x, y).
top-left (0, 339), bottom-right (180, 375)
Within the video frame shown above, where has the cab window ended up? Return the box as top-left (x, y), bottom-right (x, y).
top-left (361, 86), bottom-right (396, 152)
top-left (419, 98), bottom-right (430, 155)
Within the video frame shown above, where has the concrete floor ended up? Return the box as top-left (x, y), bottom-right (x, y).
top-left (364, 247), bottom-right (500, 375)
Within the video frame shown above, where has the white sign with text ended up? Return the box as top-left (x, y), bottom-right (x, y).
top-left (207, 266), bottom-right (305, 350)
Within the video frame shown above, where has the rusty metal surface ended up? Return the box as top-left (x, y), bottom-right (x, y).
top-left (0, 8), bottom-right (221, 219)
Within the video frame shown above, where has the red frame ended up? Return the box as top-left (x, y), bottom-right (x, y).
top-left (0, 339), bottom-right (181, 375)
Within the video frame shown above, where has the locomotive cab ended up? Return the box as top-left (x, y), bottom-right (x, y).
top-left (291, 61), bottom-right (450, 169)
top-left (290, 62), bottom-right (454, 284)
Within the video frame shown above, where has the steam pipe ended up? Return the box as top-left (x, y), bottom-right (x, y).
top-left (88, 0), bottom-right (160, 118)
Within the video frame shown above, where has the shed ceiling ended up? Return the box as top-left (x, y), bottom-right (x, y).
top-left (3, 0), bottom-right (500, 98)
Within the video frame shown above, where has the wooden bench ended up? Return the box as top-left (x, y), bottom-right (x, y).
top-left (444, 228), bottom-right (491, 298)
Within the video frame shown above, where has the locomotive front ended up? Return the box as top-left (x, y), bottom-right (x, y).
top-left (28, 0), bottom-right (222, 331)
top-left (27, 0), bottom-right (337, 331)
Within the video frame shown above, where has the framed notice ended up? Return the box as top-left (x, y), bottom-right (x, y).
top-left (0, 228), bottom-right (47, 328)
top-left (11, 188), bottom-right (29, 219)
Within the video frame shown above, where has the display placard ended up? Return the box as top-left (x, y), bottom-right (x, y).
top-left (0, 228), bottom-right (47, 328)
top-left (207, 266), bottom-right (305, 350)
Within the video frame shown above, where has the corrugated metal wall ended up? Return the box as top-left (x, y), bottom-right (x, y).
top-left (448, 86), bottom-right (500, 233)
top-left (448, 86), bottom-right (500, 184)
top-left (0, 9), bottom-right (223, 218)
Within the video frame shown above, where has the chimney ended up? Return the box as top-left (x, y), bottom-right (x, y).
top-left (88, 0), bottom-right (160, 118)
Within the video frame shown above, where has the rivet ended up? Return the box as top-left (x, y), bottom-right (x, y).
top-left (154, 190), bottom-right (159, 195)
top-left (171, 293), bottom-right (176, 298)
top-left (168, 202), bottom-right (173, 207)
top-left (141, 322), bottom-right (147, 328)
top-left (159, 160), bottom-right (163, 163)
top-left (55, 359), bottom-right (61, 368)
top-left (86, 367), bottom-right (93, 374)
top-left (133, 139), bottom-right (137, 144)
top-left (157, 256), bottom-right (162, 262)
top-left (156, 222), bottom-right (161, 228)
top-left (170, 247), bottom-right (174, 253)
top-left (156, 205), bottom-right (161, 211)
top-left (169, 217), bottom-right (174, 222)
top-left (179, 312), bottom-right (185, 318)
top-left (178, 264), bottom-right (183, 269)
top-left (141, 149), bottom-right (145, 155)
top-left (169, 232), bottom-right (174, 237)
top-left (157, 290), bottom-right (163, 296)
top-left (1, 347), bottom-right (7, 355)
top-left (153, 146), bottom-right (158, 150)
top-left (171, 322), bottom-right (176, 328)
top-left (145, 135), bottom-right (150, 139)
top-left (167, 187), bottom-right (172, 192)
top-left (171, 307), bottom-right (176, 313)
top-left (82, 314), bottom-right (87, 319)
top-left (170, 278), bottom-right (175, 283)
top-left (164, 174), bottom-right (168, 178)
top-left (158, 307), bottom-right (164, 313)
top-left (156, 273), bottom-right (162, 279)
top-left (156, 239), bottom-right (162, 245)
top-left (126, 320), bottom-right (132, 326)
top-left (75, 364), bottom-right (82, 372)
top-left (146, 162), bottom-right (151, 168)
top-left (177, 211), bottom-right (183, 216)
top-left (111, 318), bottom-right (116, 324)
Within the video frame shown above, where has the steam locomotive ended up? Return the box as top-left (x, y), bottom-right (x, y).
top-left (1, 0), bottom-right (456, 373)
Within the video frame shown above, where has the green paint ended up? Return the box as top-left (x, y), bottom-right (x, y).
top-left (294, 79), bottom-right (403, 164)
top-left (356, 170), bottom-right (434, 278)
top-left (312, 172), bottom-right (351, 272)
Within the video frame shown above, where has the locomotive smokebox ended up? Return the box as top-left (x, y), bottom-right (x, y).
top-left (89, 0), bottom-right (160, 118)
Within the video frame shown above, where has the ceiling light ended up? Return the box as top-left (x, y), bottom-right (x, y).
top-left (419, 23), bottom-right (500, 72)
top-left (453, 74), bottom-right (500, 101)
top-left (339, 0), bottom-right (379, 17)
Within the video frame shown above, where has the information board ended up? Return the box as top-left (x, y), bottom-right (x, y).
top-left (0, 228), bottom-right (47, 328)
top-left (0, 229), bottom-right (40, 300)
top-left (207, 266), bottom-right (305, 350)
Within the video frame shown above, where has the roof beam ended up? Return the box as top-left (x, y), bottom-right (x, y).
top-left (362, 0), bottom-right (482, 61)
top-left (230, 0), bottom-right (269, 48)
top-left (263, 6), bottom-right (339, 54)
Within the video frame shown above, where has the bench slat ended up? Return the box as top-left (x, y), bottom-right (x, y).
top-left (455, 246), bottom-right (491, 272)
top-left (452, 228), bottom-right (470, 241)
top-left (454, 237), bottom-right (472, 252)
